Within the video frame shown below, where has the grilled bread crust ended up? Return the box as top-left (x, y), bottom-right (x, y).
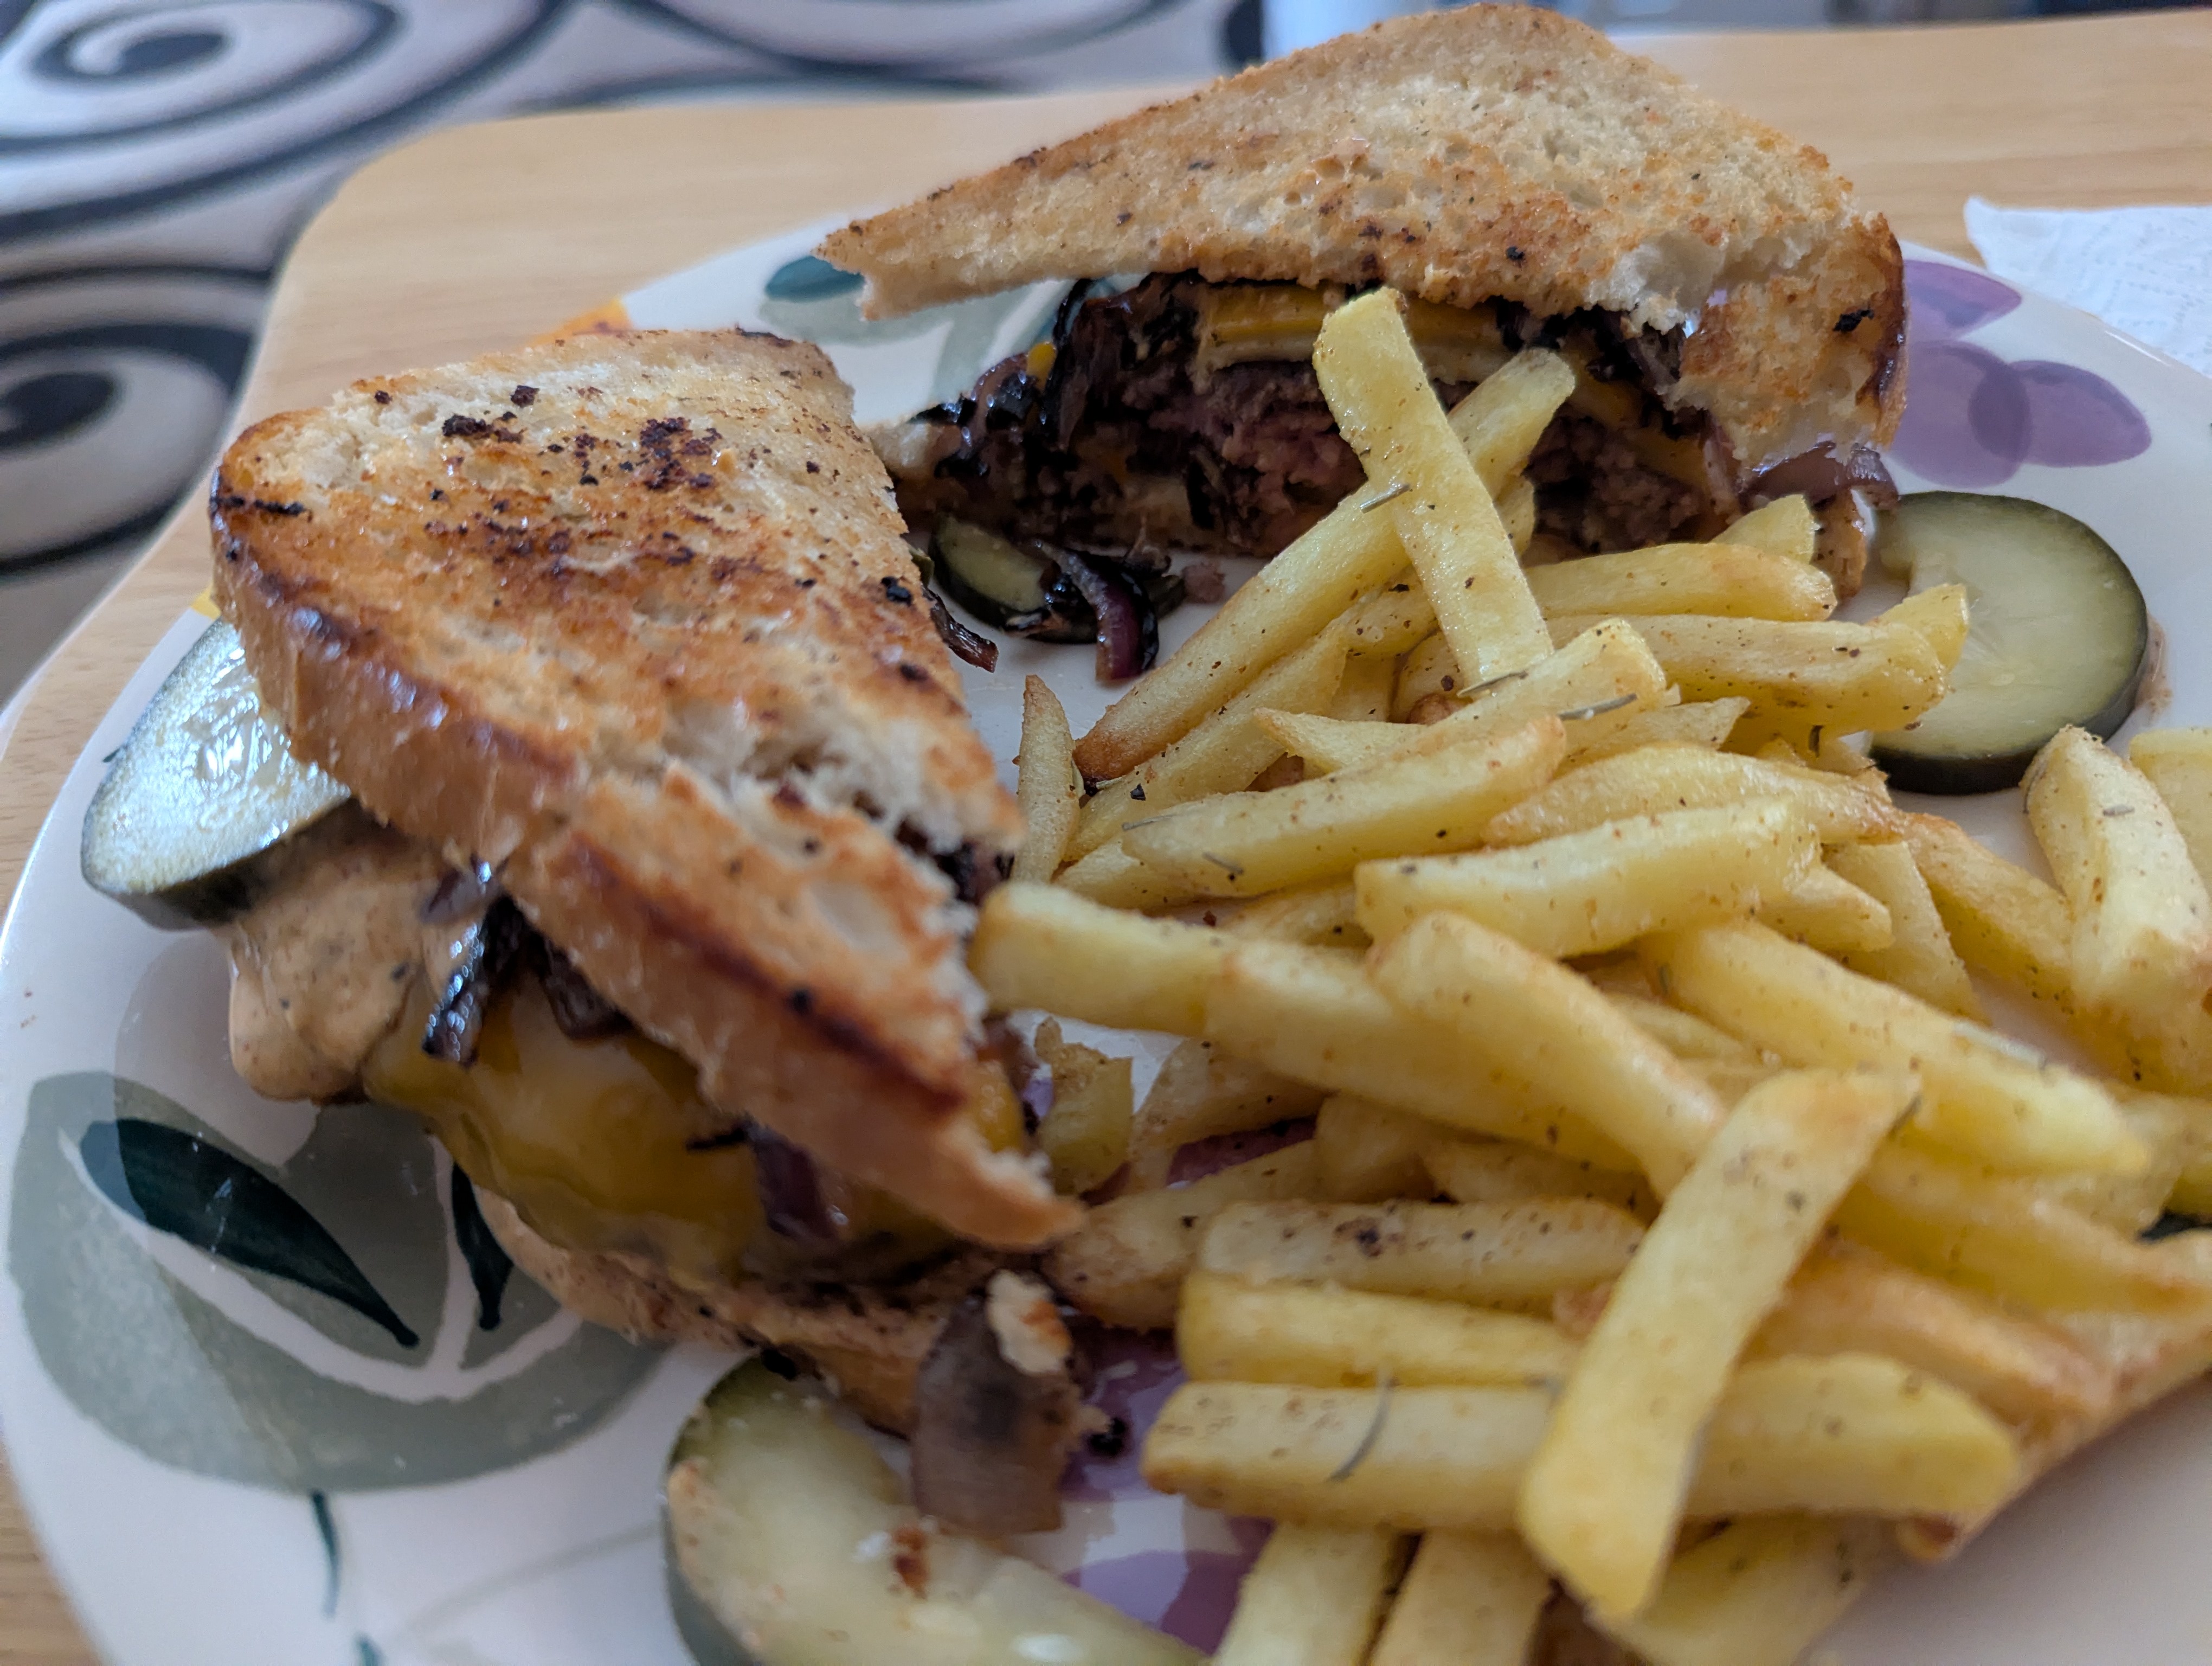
top-left (818, 3), bottom-right (1904, 475)
top-left (211, 329), bottom-right (1072, 1249)
top-left (479, 1191), bottom-right (995, 1432)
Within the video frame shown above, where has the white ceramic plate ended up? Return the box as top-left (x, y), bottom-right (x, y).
top-left (4, 228), bottom-right (2211, 1666)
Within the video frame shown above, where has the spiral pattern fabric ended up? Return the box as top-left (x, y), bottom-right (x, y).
top-left (0, 0), bottom-right (1252, 694)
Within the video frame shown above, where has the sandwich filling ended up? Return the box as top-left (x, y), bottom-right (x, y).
top-left (881, 274), bottom-right (1896, 581)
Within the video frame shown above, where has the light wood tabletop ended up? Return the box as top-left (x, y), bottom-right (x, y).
top-left (3, 10), bottom-right (2210, 1658)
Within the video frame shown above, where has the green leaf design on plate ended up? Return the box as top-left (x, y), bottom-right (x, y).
top-left (10, 1072), bottom-right (662, 1491)
top-left (80, 1117), bottom-right (420, 1348)
top-left (763, 254), bottom-right (861, 302)
top-left (450, 1167), bottom-right (514, 1330)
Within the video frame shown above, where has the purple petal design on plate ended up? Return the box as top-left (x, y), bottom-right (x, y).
top-left (2015, 360), bottom-right (2153, 467)
top-left (1070, 1542), bottom-right (1269, 1652)
top-left (1906, 259), bottom-right (2021, 341)
top-left (1891, 341), bottom-right (2029, 488)
top-left (1064, 1326), bottom-right (1184, 1502)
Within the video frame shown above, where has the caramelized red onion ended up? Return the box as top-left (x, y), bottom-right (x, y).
top-left (1057, 552), bottom-right (1158, 682)
top-left (422, 896), bottom-right (528, 1066)
top-left (909, 1280), bottom-right (1081, 1537)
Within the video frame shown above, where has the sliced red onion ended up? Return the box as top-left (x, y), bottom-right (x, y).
top-left (1058, 551), bottom-right (1158, 683)
top-left (750, 1124), bottom-right (844, 1248)
top-left (532, 939), bottom-right (631, 1040)
top-left (909, 1287), bottom-right (1079, 1537)
top-left (422, 898), bottom-right (528, 1065)
top-left (924, 583), bottom-right (999, 672)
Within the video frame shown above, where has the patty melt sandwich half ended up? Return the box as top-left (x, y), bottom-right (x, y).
top-left (823, 4), bottom-right (1904, 590)
top-left (107, 329), bottom-right (1086, 1436)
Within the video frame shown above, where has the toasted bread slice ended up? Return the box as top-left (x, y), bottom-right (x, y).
top-left (211, 329), bottom-right (1073, 1248)
top-left (819, 4), bottom-right (1903, 475)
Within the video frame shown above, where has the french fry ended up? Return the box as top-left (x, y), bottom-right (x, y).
top-left (1030, 1020), bottom-right (1133, 1196)
top-left (1356, 801), bottom-right (1815, 957)
top-left (1391, 632), bottom-right (1463, 720)
top-left (1684, 1055), bottom-right (1784, 1106)
top-left (1834, 1141), bottom-right (2212, 1314)
top-left (1722, 495), bottom-right (1818, 562)
top-left (1748, 1242), bottom-right (2115, 1429)
top-left (1602, 1516), bottom-right (1896, 1666)
top-left (1257, 708), bottom-right (1418, 774)
top-left (1642, 921), bottom-right (2144, 1176)
top-left (1041, 1143), bottom-right (1322, 1329)
top-left (1203, 941), bottom-right (1637, 1164)
top-left (2026, 725), bottom-right (2212, 1018)
top-left (1565, 697), bottom-right (1748, 765)
top-left (1547, 613), bottom-right (1947, 735)
top-left (1214, 1525), bottom-right (1406, 1666)
top-left (1755, 861), bottom-right (1894, 955)
top-left (1126, 1039), bottom-right (1328, 1190)
top-left (1499, 473), bottom-right (1538, 558)
top-left (1198, 1198), bottom-right (1645, 1306)
top-left (1369, 1532), bottom-right (1552, 1666)
top-left (1603, 992), bottom-right (1760, 1062)
top-left (1487, 744), bottom-right (1901, 847)
top-left (969, 883), bottom-right (1227, 1035)
top-left (1313, 1094), bottom-right (1435, 1201)
top-left (1011, 675), bottom-right (1081, 883)
top-left (2130, 726), bottom-right (2212, 884)
top-left (1219, 881), bottom-right (1366, 948)
top-left (1519, 1069), bottom-right (1912, 1619)
top-left (1371, 913), bottom-right (1728, 1191)
top-left (1877, 582), bottom-right (1971, 670)
top-left (1344, 576), bottom-right (1439, 659)
top-left (1071, 627), bottom-right (1350, 859)
top-left (1177, 1272), bottom-right (1580, 1388)
top-left (1315, 291), bottom-right (1551, 682)
top-left (1055, 836), bottom-right (1196, 910)
top-left (1900, 812), bottom-right (2081, 1015)
top-left (1419, 1131), bottom-right (1658, 1219)
top-left (1141, 1355), bottom-right (2016, 1530)
top-left (1828, 838), bottom-right (1984, 1018)
top-left (2032, 1088), bottom-right (2211, 1233)
top-left (1690, 1354), bottom-right (2020, 1521)
top-left (1445, 348), bottom-right (1579, 493)
top-left (1526, 543), bottom-right (1836, 621)
top-left (1124, 716), bottom-right (1565, 898)
top-left (1329, 651), bottom-right (1398, 722)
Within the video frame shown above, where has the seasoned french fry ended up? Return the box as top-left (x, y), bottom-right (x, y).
top-left (1126, 1039), bottom-right (1328, 1190)
top-left (1055, 836), bottom-right (1197, 910)
top-left (1141, 1355), bottom-right (2016, 1530)
top-left (1198, 1198), bottom-right (1645, 1305)
top-left (1526, 543), bottom-right (1835, 621)
top-left (1315, 291), bottom-right (1551, 682)
top-left (1419, 1131), bottom-right (1657, 1219)
top-left (1178, 1272), bottom-right (1580, 1388)
top-left (1371, 913), bottom-right (1728, 1191)
top-left (1603, 1516), bottom-right (1896, 1666)
top-left (1072, 627), bottom-right (1350, 859)
top-left (1565, 697), bottom-right (1748, 765)
top-left (2172, 1151), bottom-right (2212, 1215)
top-left (1204, 941), bottom-right (1636, 1164)
top-left (1723, 495), bottom-right (1818, 562)
top-left (1330, 650), bottom-right (1398, 722)
top-left (1214, 1525), bottom-right (1406, 1666)
top-left (1604, 992), bottom-right (1759, 1062)
top-left (1041, 1143), bottom-right (1322, 1329)
top-left (1446, 348), bottom-right (1579, 492)
top-left (1877, 582), bottom-right (1970, 670)
top-left (1370, 1532), bottom-right (1552, 1666)
top-left (1683, 1055), bottom-right (1784, 1106)
top-left (1691, 1353), bottom-right (2020, 1521)
top-left (1125, 716), bottom-right (1565, 898)
top-left (1487, 744), bottom-right (1901, 847)
top-left (1344, 576), bottom-right (1439, 659)
top-left (1834, 1140), bottom-right (2212, 1313)
top-left (1356, 801), bottom-right (1814, 957)
top-left (1547, 613), bottom-right (1947, 735)
top-left (2027, 725), bottom-right (2212, 1018)
top-left (1900, 812), bottom-right (2080, 1014)
top-left (1219, 881), bottom-right (1366, 949)
top-left (1313, 1094), bottom-right (1435, 1201)
top-left (970, 883), bottom-right (1227, 1035)
top-left (1755, 861), bottom-right (1894, 955)
top-left (1030, 1019), bottom-right (1133, 1196)
top-left (1011, 675), bottom-right (1081, 883)
top-left (1749, 1242), bottom-right (2115, 1428)
top-left (2131, 726), bottom-right (2212, 884)
top-left (1520, 1069), bottom-right (1912, 1619)
top-left (1642, 921), bottom-right (2144, 1176)
top-left (1499, 473), bottom-right (1538, 558)
top-left (1828, 838), bottom-right (1983, 1018)
top-left (1392, 632), bottom-right (1463, 720)
top-left (1257, 708), bottom-right (1418, 774)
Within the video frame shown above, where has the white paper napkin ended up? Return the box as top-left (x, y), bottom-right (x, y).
top-left (1966, 197), bottom-right (2212, 379)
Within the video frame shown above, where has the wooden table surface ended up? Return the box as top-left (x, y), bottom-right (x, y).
top-left (3, 10), bottom-right (2209, 1658)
